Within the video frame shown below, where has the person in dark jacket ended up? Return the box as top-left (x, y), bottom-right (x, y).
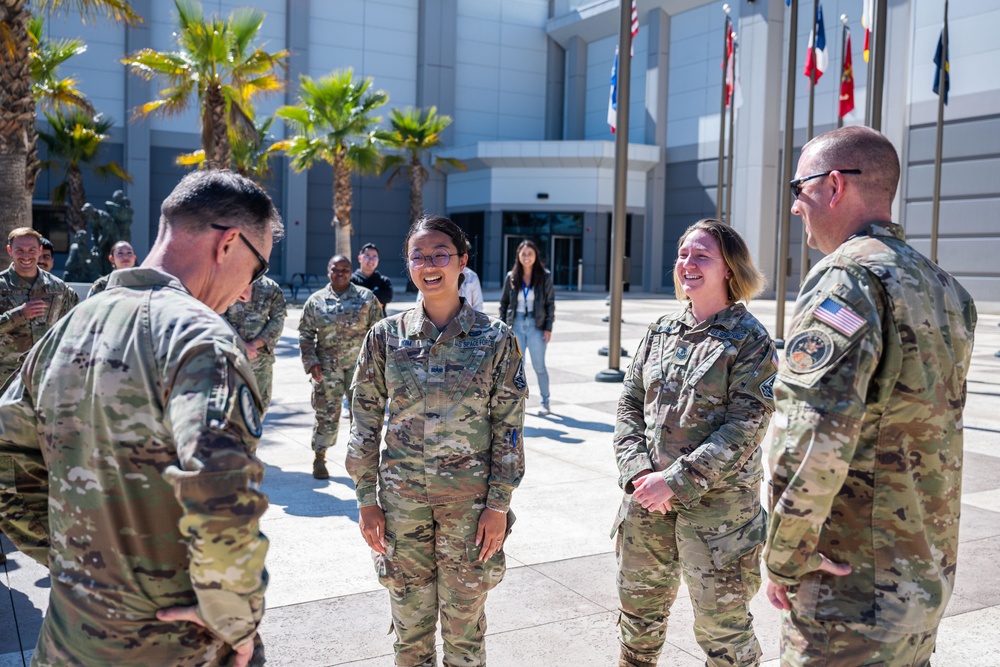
top-left (351, 242), bottom-right (394, 311)
top-left (499, 239), bottom-right (555, 415)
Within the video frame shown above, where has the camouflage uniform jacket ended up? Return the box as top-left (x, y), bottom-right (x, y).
top-left (764, 221), bottom-right (977, 633)
top-left (86, 274), bottom-right (110, 298)
top-left (615, 303), bottom-right (777, 507)
top-left (0, 264), bottom-right (79, 379)
top-left (347, 302), bottom-right (527, 513)
top-left (0, 267), bottom-right (269, 664)
top-left (224, 275), bottom-right (287, 366)
top-left (298, 282), bottom-right (380, 372)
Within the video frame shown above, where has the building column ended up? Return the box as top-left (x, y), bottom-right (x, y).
top-left (731, 0), bottom-right (784, 294)
top-left (564, 36), bottom-right (588, 140)
top-left (124, 0), bottom-right (152, 254)
top-left (281, 0), bottom-right (310, 280)
top-left (644, 8), bottom-right (669, 293)
top-left (417, 0), bottom-right (457, 219)
top-left (545, 38), bottom-right (566, 140)
top-left (484, 209), bottom-right (504, 289)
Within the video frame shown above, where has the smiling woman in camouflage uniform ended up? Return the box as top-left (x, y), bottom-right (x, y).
top-left (347, 215), bottom-right (526, 667)
top-left (613, 219), bottom-right (778, 667)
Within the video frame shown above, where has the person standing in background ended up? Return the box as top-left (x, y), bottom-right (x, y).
top-left (764, 126), bottom-right (977, 666)
top-left (300, 255), bottom-right (381, 479)
top-left (613, 219), bottom-right (776, 667)
top-left (499, 239), bottom-right (555, 415)
top-left (87, 240), bottom-right (138, 297)
top-left (0, 227), bottom-right (79, 383)
top-left (352, 242), bottom-right (394, 312)
top-left (37, 237), bottom-right (55, 273)
top-left (224, 274), bottom-right (287, 415)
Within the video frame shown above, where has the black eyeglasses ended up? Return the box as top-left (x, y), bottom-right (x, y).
top-left (408, 251), bottom-right (459, 269)
top-left (790, 169), bottom-right (862, 199)
top-left (210, 223), bottom-right (269, 283)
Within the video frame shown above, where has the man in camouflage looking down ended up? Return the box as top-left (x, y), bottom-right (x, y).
top-left (763, 126), bottom-right (977, 666)
top-left (0, 169), bottom-right (282, 667)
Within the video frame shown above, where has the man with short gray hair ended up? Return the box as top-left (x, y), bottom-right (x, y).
top-left (0, 169), bottom-right (282, 666)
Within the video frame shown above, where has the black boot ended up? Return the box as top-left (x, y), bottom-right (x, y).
top-left (312, 450), bottom-right (329, 479)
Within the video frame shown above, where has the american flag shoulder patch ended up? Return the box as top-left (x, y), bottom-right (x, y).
top-left (812, 297), bottom-right (866, 336)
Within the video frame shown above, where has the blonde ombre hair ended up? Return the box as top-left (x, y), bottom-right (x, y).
top-left (673, 219), bottom-right (765, 304)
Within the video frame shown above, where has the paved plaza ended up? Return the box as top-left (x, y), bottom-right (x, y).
top-left (3, 291), bottom-right (1000, 666)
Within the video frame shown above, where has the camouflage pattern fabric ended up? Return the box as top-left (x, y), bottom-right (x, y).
top-left (780, 612), bottom-right (937, 667)
top-left (347, 302), bottom-right (526, 666)
top-left (224, 276), bottom-right (287, 413)
top-left (86, 274), bottom-right (110, 298)
top-left (347, 302), bottom-right (527, 512)
top-left (613, 303), bottom-right (777, 666)
top-left (0, 264), bottom-right (79, 382)
top-left (298, 282), bottom-right (379, 452)
top-left (0, 267), bottom-right (269, 666)
top-left (764, 222), bottom-right (977, 644)
top-left (375, 493), bottom-right (511, 667)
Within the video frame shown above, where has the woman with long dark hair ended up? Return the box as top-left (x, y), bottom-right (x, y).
top-left (347, 215), bottom-right (527, 667)
top-left (499, 239), bottom-right (555, 415)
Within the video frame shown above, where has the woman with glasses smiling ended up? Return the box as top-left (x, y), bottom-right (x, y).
top-left (347, 215), bottom-right (527, 667)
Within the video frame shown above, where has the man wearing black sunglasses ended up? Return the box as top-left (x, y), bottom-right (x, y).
top-left (764, 126), bottom-right (976, 666)
top-left (0, 169), bottom-right (283, 667)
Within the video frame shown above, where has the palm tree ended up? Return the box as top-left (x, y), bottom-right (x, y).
top-left (381, 106), bottom-right (465, 223)
top-left (176, 115), bottom-right (279, 183)
top-left (273, 70), bottom-right (388, 256)
top-left (0, 0), bottom-right (140, 243)
top-left (122, 0), bottom-right (287, 170)
top-left (27, 13), bottom-right (95, 200)
top-left (38, 109), bottom-right (131, 232)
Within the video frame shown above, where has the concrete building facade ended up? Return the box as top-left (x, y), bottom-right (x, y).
top-left (32, 0), bottom-right (1000, 300)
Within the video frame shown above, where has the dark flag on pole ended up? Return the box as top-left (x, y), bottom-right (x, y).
top-left (608, 0), bottom-right (639, 133)
top-left (933, 25), bottom-right (950, 105)
top-left (839, 30), bottom-right (855, 117)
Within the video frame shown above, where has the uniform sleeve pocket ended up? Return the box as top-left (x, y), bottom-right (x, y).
top-left (706, 506), bottom-right (767, 569)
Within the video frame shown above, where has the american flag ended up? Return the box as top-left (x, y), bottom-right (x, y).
top-left (813, 297), bottom-right (865, 336)
top-left (608, 1), bottom-right (639, 133)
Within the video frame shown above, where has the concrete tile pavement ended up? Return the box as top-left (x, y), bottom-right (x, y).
top-left (3, 292), bottom-right (1000, 666)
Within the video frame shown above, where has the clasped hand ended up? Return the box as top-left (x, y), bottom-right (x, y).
top-left (631, 470), bottom-right (674, 514)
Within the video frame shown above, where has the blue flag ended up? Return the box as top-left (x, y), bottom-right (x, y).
top-left (933, 28), bottom-right (950, 105)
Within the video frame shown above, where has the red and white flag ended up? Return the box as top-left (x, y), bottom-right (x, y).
top-left (862, 0), bottom-right (874, 62)
top-left (724, 25), bottom-right (742, 110)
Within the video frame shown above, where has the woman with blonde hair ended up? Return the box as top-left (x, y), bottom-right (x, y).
top-left (613, 219), bottom-right (777, 667)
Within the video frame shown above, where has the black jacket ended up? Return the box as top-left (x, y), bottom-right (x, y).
top-left (350, 269), bottom-right (393, 306)
top-left (499, 268), bottom-right (555, 332)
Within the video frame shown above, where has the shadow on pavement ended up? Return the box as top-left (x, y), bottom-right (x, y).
top-left (261, 465), bottom-right (360, 522)
top-left (0, 542), bottom-right (44, 658)
top-left (535, 412), bottom-right (615, 433)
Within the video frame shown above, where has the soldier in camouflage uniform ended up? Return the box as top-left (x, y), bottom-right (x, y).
top-left (0, 227), bottom-right (79, 384)
top-left (347, 216), bottom-right (526, 667)
top-left (225, 275), bottom-right (287, 414)
top-left (299, 255), bottom-right (380, 479)
top-left (86, 240), bottom-right (137, 297)
top-left (613, 220), bottom-right (777, 667)
top-left (764, 126), bottom-right (977, 666)
top-left (0, 170), bottom-right (281, 667)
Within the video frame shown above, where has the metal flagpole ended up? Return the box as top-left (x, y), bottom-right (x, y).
top-left (596, 0), bottom-right (632, 383)
top-left (725, 33), bottom-right (737, 226)
top-left (930, 0), bottom-right (948, 264)
top-left (775, 0), bottom-right (799, 346)
top-left (838, 16), bottom-right (848, 129)
top-left (869, 0), bottom-right (887, 131)
top-left (716, 8), bottom-right (732, 220)
top-left (800, 0), bottom-right (818, 285)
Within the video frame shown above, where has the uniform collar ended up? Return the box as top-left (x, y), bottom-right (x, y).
top-left (1, 263), bottom-right (42, 287)
top-left (325, 282), bottom-right (358, 299)
top-left (670, 302), bottom-right (745, 331)
top-left (106, 267), bottom-right (190, 294)
top-left (852, 221), bottom-right (904, 243)
top-left (405, 298), bottom-right (474, 341)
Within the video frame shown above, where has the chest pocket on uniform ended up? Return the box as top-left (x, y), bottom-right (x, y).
top-left (450, 347), bottom-right (488, 403)
top-left (685, 341), bottom-right (728, 388)
top-left (388, 346), bottom-right (427, 401)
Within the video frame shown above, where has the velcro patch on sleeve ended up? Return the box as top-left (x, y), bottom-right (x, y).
top-left (812, 297), bottom-right (865, 336)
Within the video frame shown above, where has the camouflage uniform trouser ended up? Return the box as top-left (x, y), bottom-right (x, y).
top-left (781, 610), bottom-right (938, 666)
top-left (374, 493), bottom-right (508, 667)
top-left (310, 367), bottom-right (353, 452)
top-left (614, 483), bottom-right (766, 667)
top-left (251, 356), bottom-right (274, 415)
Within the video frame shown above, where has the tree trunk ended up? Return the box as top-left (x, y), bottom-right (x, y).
top-left (65, 165), bottom-right (86, 232)
top-left (0, 1), bottom-right (36, 240)
top-left (203, 85), bottom-right (231, 170)
top-left (332, 148), bottom-right (353, 256)
top-left (408, 154), bottom-right (424, 223)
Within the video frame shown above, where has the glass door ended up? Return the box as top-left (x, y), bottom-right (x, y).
top-left (551, 235), bottom-right (581, 290)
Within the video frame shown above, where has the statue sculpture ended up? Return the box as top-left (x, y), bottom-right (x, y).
top-left (64, 226), bottom-right (100, 283)
top-left (64, 192), bottom-right (135, 281)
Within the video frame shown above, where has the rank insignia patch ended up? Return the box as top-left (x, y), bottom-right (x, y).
top-left (785, 329), bottom-right (834, 373)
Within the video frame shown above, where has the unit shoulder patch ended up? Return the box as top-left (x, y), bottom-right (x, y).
top-left (239, 384), bottom-right (263, 438)
top-left (785, 329), bottom-right (834, 374)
